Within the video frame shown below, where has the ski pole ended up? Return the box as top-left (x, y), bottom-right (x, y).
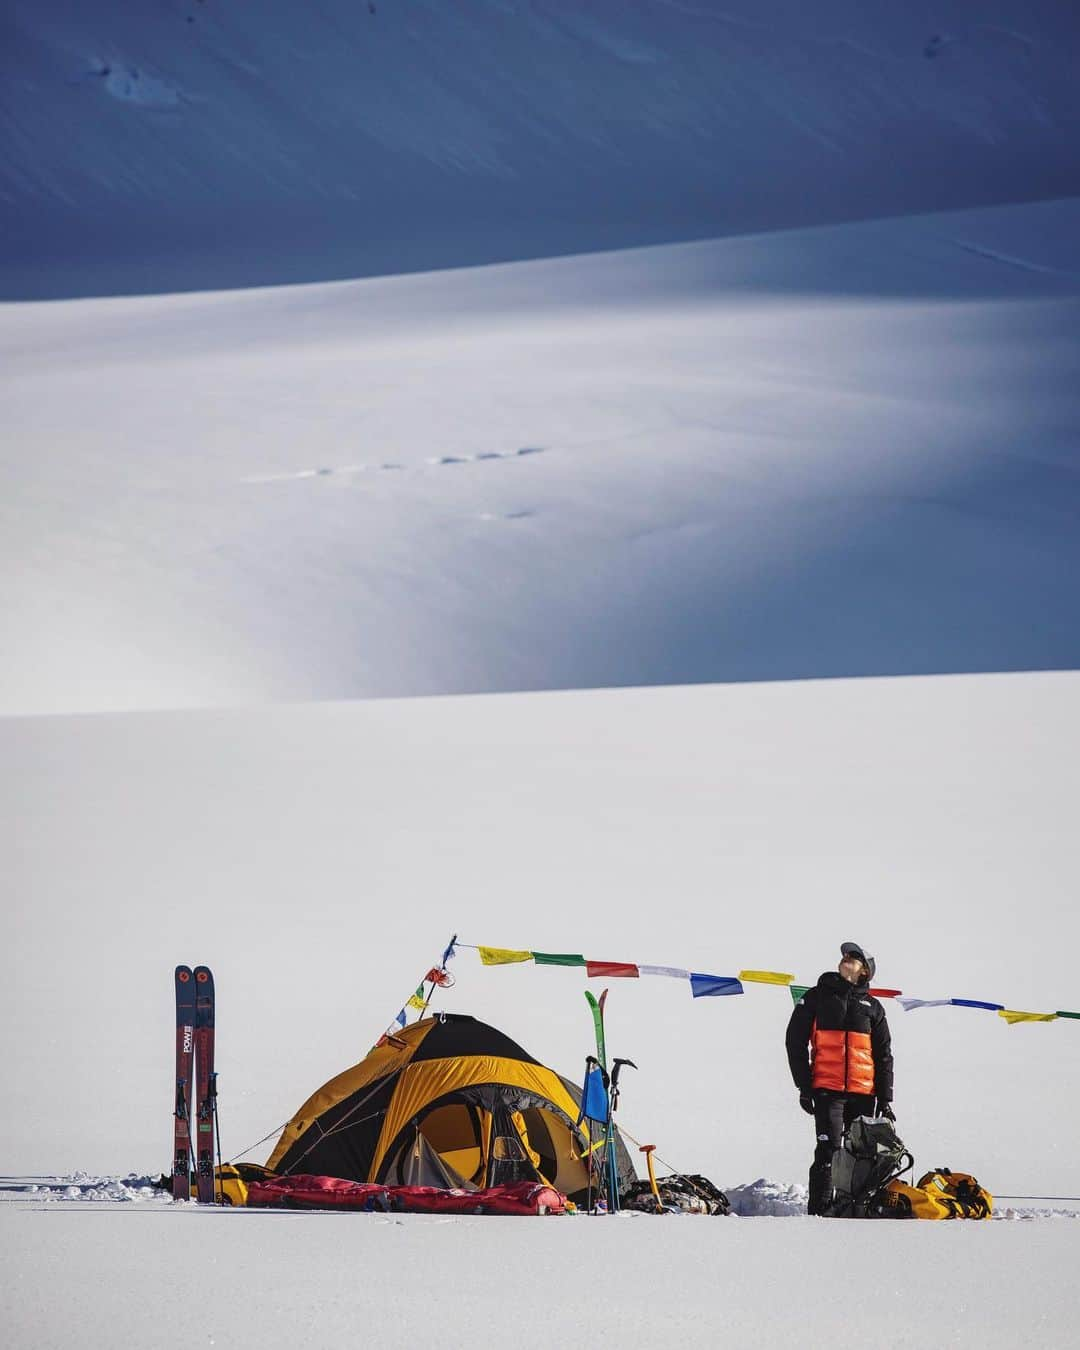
top-left (607, 1059), bottom-right (636, 1214)
top-left (577, 1056), bottom-right (609, 1215)
top-left (211, 1071), bottom-right (224, 1205)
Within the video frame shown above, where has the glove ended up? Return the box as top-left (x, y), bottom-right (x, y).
top-left (799, 1093), bottom-right (815, 1116)
top-left (877, 1101), bottom-right (896, 1122)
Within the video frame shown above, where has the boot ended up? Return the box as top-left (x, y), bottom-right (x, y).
top-left (807, 1161), bottom-right (833, 1216)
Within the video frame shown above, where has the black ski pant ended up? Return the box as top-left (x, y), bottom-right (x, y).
top-left (807, 1090), bottom-right (876, 1216)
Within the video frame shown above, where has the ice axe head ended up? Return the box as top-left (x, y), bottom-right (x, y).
top-left (638, 1143), bottom-right (663, 1205)
top-left (611, 1057), bottom-right (637, 1087)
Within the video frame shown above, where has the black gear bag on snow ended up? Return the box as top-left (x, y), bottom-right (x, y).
top-left (825, 1116), bottom-right (913, 1217)
top-left (621, 1173), bottom-right (731, 1215)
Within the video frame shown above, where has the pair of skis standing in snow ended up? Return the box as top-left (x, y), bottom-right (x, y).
top-left (172, 965), bottom-right (221, 1203)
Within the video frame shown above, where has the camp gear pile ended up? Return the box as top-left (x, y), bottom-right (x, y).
top-left (826, 1116), bottom-right (992, 1219)
top-left (621, 1173), bottom-right (731, 1215)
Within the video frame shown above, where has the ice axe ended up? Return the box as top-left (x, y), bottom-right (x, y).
top-left (639, 1143), bottom-right (665, 1209)
top-left (609, 1057), bottom-right (636, 1113)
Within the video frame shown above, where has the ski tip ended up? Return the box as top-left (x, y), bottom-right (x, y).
top-left (175, 966), bottom-right (193, 982)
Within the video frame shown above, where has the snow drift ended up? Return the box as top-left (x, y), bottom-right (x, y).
top-left (4, 197), bottom-right (1078, 714)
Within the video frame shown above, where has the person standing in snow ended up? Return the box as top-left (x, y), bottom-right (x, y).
top-left (785, 941), bottom-right (894, 1216)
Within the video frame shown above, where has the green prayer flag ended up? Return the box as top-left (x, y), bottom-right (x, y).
top-left (790, 985), bottom-right (810, 1003)
top-left (1055, 1010), bottom-right (1080, 1020)
top-left (532, 952), bottom-right (586, 967)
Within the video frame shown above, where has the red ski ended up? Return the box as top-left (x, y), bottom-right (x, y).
top-left (172, 966), bottom-right (196, 1200)
top-left (193, 966), bottom-right (217, 1203)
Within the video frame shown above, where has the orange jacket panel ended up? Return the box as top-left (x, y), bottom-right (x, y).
top-left (811, 1025), bottom-right (874, 1094)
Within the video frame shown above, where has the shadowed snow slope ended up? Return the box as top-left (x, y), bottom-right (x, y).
top-left (3, 1), bottom-right (1079, 298)
top-left (3, 197), bottom-right (1078, 714)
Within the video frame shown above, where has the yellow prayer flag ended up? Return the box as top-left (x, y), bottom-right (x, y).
top-left (478, 946), bottom-right (533, 966)
top-left (739, 970), bottom-right (795, 986)
top-left (998, 1009), bottom-right (1058, 1025)
top-left (406, 994), bottom-right (427, 1011)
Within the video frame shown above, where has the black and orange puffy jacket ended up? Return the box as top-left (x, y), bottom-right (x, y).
top-left (785, 971), bottom-right (894, 1100)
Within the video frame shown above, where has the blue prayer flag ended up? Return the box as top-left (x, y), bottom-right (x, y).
top-left (690, 974), bottom-right (744, 999)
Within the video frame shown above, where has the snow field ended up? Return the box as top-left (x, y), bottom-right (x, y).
top-left (5, 673), bottom-right (1079, 1195)
top-left (2, 1190), bottom-right (1078, 1350)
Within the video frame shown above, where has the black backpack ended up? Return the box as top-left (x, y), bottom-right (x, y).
top-left (621, 1172), bottom-right (731, 1215)
top-left (825, 1116), bottom-right (914, 1217)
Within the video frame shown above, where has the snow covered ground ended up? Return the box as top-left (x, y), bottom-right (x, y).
top-left (1, 1176), bottom-right (1077, 1350)
top-left (6, 672), bottom-right (1079, 1189)
top-left (8, 672), bottom-right (1079, 1344)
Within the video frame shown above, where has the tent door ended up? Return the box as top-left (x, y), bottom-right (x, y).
top-left (485, 1100), bottom-right (541, 1188)
top-left (395, 1126), bottom-right (477, 1189)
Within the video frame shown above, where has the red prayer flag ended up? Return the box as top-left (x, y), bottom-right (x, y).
top-left (586, 961), bottom-right (639, 979)
top-left (869, 988), bottom-right (902, 998)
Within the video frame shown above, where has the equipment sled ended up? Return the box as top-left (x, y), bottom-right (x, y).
top-left (246, 1174), bottom-right (568, 1215)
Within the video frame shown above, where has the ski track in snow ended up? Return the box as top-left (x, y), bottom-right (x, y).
top-left (241, 446), bottom-right (546, 485)
top-left (952, 239), bottom-right (1073, 276)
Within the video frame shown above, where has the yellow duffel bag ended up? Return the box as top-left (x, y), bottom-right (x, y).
top-left (188, 1163), bottom-right (276, 1205)
top-left (878, 1168), bottom-right (992, 1219)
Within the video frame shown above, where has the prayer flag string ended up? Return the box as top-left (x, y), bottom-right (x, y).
top-left (376, 934), bottom-right (458, 1047)
top-left (445, 941), bottom-right (1072, 1028)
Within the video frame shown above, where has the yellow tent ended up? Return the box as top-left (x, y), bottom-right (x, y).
top-left (266, 1014), bottom-right (633, 1202)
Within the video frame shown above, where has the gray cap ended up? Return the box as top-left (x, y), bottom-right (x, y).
top-left (840, 941), bottom-right (876, 981)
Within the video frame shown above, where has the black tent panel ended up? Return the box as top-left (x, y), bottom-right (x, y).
top-left (409, 1014), bottom-right (541, 1066)
top-left (276, 1075), bottom-right (397, 1178)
